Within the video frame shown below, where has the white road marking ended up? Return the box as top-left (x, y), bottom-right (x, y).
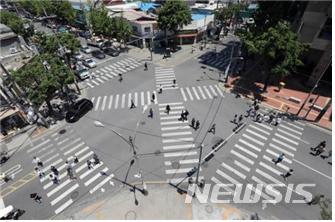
top-left (141, 92), bottom-right (144, 106)
top-left (101, 96), bottom-right (107, 111)
top-left (128, 93), bottom-right (132, 107)
top-left (186, 87), bottom-right (194, 101)
top-left (254, 122), bottom-right (273, 131)
top-left (47, 179), bottom-right (71, 197)
top-left (90, 175), bottom-right (113, 194)
top-left (197, 86), bottom-right (206, 99)
top-left (235, 144), bottom-right (258, 158)
top-left (54, 199), bottom-right (73, 215)
top-left (209, 85), bottom-right (218, 97)
top-left (214, 85), bottom-right (224, 97)
top-left (59, 138), bottom-right (81, 151)
top-left (79, 162), bottom-right (103, 179)
top-left (203, 86), bottom-right (212, 99)
top-left (160, 120), bottom-right (188, 125)
top-left (192, 87), bottom-right (200, 100)
top-left (256, 169), bottom-right (284, 186)
top-left (242, 134), bottom-right (265, 146)
top-left (166, 168), bottom-right (193, 174)
top-left (263, 155), bottom-right (290, 171)
top-left (121, 94), bottom-right (126, 108)
top-left (269, 143), bottom-right (294, 157)
top-left (84, 167), bottom-right (108, 186)
top-left (249, 124), bottom-right (271, 135)
top-left (180, 88), bottom-right (187, 101)
top-left (221, 162), bottom-right (246, 179)
top-left (94, 96), bottom-right (101, 111)
top-left (230, 150), bottom-right (254, 165)
top-left (160, 111), bottom-right (182, 115)
top-left (279, 124), bottom-right (303, 135)
top-left (246, 129), bottom-right (268, 140)
top-left (27, 139), bottom-right (51, 153)
top-left (161, 126), bottom-right (190, 131)
top-left (251, 176), bottom-right (281, 196)
top-left (51, 184), bottom-right (79, 206)
top-left (134, 92), bottom-right (138, 106)
top-left (163, 144), bottom-right (195, 150)
top-left (114, 94), bottom-right (119, 109)
top-left (159, 106), bottom-right (184, 111)
top-left (146, 91), bottom-right (151, 105)
top-left (162, 131), bottom-right (192, 137)
top-left (74, 146), bottom-right (90, 157)
top-left (91, 80), bottom-right (99, 86)
top-left (216, 169), bottom-right (241, 184)
top-left (165, 159), bottom-right (198, 166)
top-left (285, 122), bottom-right (304, 131)
top-left (108, 95), bottom-right (113, 110)
top-left (259, 161), bottom-right (281, 176)
top-left (96, 78), bottom-right (104, 83)
top-left (293, 159), bottom-right (331, 180)
top-left (162, 138), bottom-right (194, 143)
top-left (159, 102), bottom-right (183, 106)
top-left (64, 142), bottom-right (85, 156)
top-left (274, 133), bottom-right (299, 146)
top-left (160, 115), bottom-right (180, 120)
top-left (265, 149), bottom-right (292, 164)
top-left (164, 151), bottom-right (197, 157)
top-left (272, 138), bottom-right (297, 151)
top-left (234, 160), bottom-right (250, 172)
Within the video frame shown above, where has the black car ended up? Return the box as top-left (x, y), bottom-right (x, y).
top-left (91, 50), bottom-right (106, 59)
top-left (103, 47), bottom-right (120, 57)
top-left (65, 98), bottom-right (93, 123)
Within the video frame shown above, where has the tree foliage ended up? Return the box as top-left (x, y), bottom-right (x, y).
top-left (15, 0), bottom-right (76, 24)
top-left (239, 21), bottom-right (307, 91)
top-left (88, 7), bottom-right (132, 42)
top-left (0, 10), bottom-right (34, 38)
top-left (319, 198), bottom-right (332, 220)
top-left (11, 54), bottom-right (75, 108)
top-left (157, 0), bottom-right (192, 34)
top-left (32, 32), bottom-right (80, 55)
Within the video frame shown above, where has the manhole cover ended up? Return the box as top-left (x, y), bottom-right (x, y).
top-left (125, 210), bottom-right (137, 220)
top-left (171, 161), bottom-right (180, 169)
top-left (71, 191), bottom-right (79, 199)
top-left (59, 129), bottom-right (67, 134)
top-left (154, 150), bottom-right (161, 156)
top-left (205, 205), bottom-right (213, 214)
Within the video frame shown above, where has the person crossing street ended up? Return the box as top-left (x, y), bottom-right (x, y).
top-left (281, 169), bottom-right (293, 181)
top-left (148, 108), bottom-right (153, 118)
top-left (208, 123), bottom-right (216, 134)
top-left (165, 105), bottom-right (171, 115)
top-left (273, 153), bottom-right (285, 165)
top-left (144, 62), bottom-right (148, 71)
top-left (195, 120), bottom-right (200, 130)
top-left (191, 118), bottom-right (196, 129)
top-left (151, 93), bottom-right (155, 103)
top-left (130, 100), bottom-right (136, 109)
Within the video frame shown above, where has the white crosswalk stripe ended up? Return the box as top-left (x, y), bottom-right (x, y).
top-left (231, 150), bottom-right (254, 165)
top-left (246, 129), bottom-right (268, 140)
top-left (197, 86), bottom-right (206, 99)
top-left (274, 133), bottom-right (299, 146)
top-left (221, 162), bottom-right (246, 179)
top-left (186, 87), bottom-right (194, 101)
top-left (192, 87), bottom-right (200, 100)
top-left (279, 124), bottom-right (303, 135)
top-left (234, 144), bottom-right (258, 158)
top-left (242, 134), bottom-right (265, 146)
top-left (180, 85), bottom-right (224, 101)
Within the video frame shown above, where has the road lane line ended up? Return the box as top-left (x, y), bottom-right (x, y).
top-left (254, 122), bottom-right (273, 131)
top-left (234, 160), bottom-right (250, 172)
top-left (192, 87), bottom-right (200, 100)
top-left (272, 138), bottom-right (297, 151)
top-left (242, 134), bottom-right (265, 146)
top-left (114, 94), bottom-right (119, 109)
top-left (161, 126), bottom-right (190, 131)
top-left (259, 161), bottom-right (281, 176)
top-left (249, 124), bottom-right (271, 135)
top-left (246, 129), bottom-right (268, 140)
top-left (101, 96), bottom-right (107, 111)
top-left (27, 139), bottom-right (51, 153)
top-left (274, 133), bottom-right (299, 146)
top-left (285, 122), bottom-right (304, 131)
top-left (293, 159), bottom-right (331, 180)
top-left (265, 150), bottom-right (292, 164)
top-left (235, 144), bottom-right (258, 158)
top-left (269, 143), bottom-right (294, 157)
top-left (263, 155), bottom-right (290, 171)
top-left (214, 85), bottom-right (224, 97)
top-left (186, 87), bottom-right (194, 101)
top-left (159, 102), bottom-right (183, 106)
top-left (141, 92), bottom-right (144, 106)
top-left (64, 142), bottom-right (85, 156)
top-left (128, 93), bottom-right (132, 107)
top-left (121, 94), bottom-right (126, 108)
top-left (90, 175), bottom-right (113, 194)
top-left (216, 169), bottom-right (241, 184)
top-left (221, 162), bottom-right (246, 179)
top-left (166, 168), bottom-right (193, 174)
top-left (163, 144), bottom-right (195, 150)
top-left (277, 128), bottom-right (301, 140)
top-left (160, 116), bottom-right (180, 120)
top-left (79, 162), bottom-right (103, 179)
top-left (164, 151), bottom-right (197, 157)
top-left (279, 124), bottom-right (302, 135)
top-left (209, 85), bottom-right (218, 97)
top-left (134, 92), bottom-right (138, 106)
top-left (230, 150), bottom-right (254, 165)
top-left (162, 131), bottom-right (192, 137)
top-left (84, 167), bottom-right (108, 186)
top-left (94, 96), bottom-right (101, 111)
top-left (55, 199), bottom-right (73, 215)
top-left (160, 120), bottom-right (188, 125)
top-left (162, 138), bottom-right (194, 143)
top-left (47, 179), bottom-right (71, 197)
top-left (203, 86), bottom-right (212, 99)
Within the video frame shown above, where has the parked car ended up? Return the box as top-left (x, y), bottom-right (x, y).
top-left (75, 68), bottom-right (90, 80)
top-left (80, 46), bottom-right (92, 54)
top-left (91, 50), bottom-right (105, 59)
top-left (65, 98), bottom-right (93, 123)
top-left (103, 47), bottom-right (120, 57)
top-left (73, 52), bottom-right (84, 61)
top-left (87, 38), bottom-right (105, 48)
top-left (83, 58), bottom-right (97, 68)
top-left (79, 30), bottom-right (91, 39)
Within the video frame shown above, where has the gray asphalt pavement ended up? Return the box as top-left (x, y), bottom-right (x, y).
top-left (1, 49), bottom-right (332, 220)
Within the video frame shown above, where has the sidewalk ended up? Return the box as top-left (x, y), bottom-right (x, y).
top-left (55, 184), bottom-right (266, 220)
top-left (225, 76), bottom-right (332, 130)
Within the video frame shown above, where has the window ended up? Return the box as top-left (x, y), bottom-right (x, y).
top-left (144, 27), bottom-right (151, 33)
top-left (318, 17), bottom-right (331, 40)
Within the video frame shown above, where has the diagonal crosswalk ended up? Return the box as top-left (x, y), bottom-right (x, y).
top-left (155, 67), bottom-right (178, 90)
top-left (27, 126), bottom-right (115, 215)
top-left (180, 85), bottom-right (225, 102)
top-left (91, 90), bottom-right (157, 111)
top-left (212, 119), bottom-right (305, 203)
top-left (83, 57), bottom-right (143, 89)
top-left (158, 102), bottom-right (200, 184)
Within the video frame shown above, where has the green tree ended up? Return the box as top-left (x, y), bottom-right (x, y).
top-left (157, 0), bottom-right (192, 44)
top-left (88, 6), bottom-right (113, 37)
top-left (214, 3), bottom-right (244, 36)
top-left (113, 17), bottom-right (132, 45)
top-left (239, 21), bottom-right (307, 92)
top-left (0, 10), bottom-right (34, 39)
top-left (11, 54), bottom-right (75, 112)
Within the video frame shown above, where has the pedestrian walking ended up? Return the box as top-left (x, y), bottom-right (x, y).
top-left (191, 118), bottom-right (196, 129)
top-left (178, 110), bottom-right (185, 122)
top-left (231, 114), bottom-right (238, 124)
top-left (208, 124), bottom-right (216, 134)
top-left (274, 116), bottom-right (282, 126)
top-left (321, 150), bottom-right (332, 159)
top-left (165, 105), bottom-right (171, 115)
top-left (183, 110), bottom-right (189, 120)
top-left (50, 166), bottom-right (59, 176)
top-left (195, 120), bottom-right (200, 130)
top-left (158, 85), bottom-right (163, 94)
top-left (238, 114), bottom-right (243, 123)
top-left (87, 159), bottom-right (93, 170)
top-left (307, 194), bottom-right (324, 205)
top-left (245, 106), bottom-right (253, 117)
top-left (93, 153), bottom-right (100, 165)
top-left (144, 62), bottom-right (148, 71)
top-left (151, 93), bottom-right (155, 103)
top-left (311, 141), bottom-right (326, 151)
top-left (148, 108), bottom-right (153, 118)
top-left (118, 73), bottom-right (123, 82)
top-left (172, 79), bottom-right (176, 87)
top-left (311, 145), bottom-right (326, 156)
top-left (273, 153), bottom-right (285, 165)
top-left (73, 155), bottom-right (79, 164)
top-left (34, 167), bottom-right (45, 178)
top-left (130, 99), bottom-right (136, 109)
top-left (33, 156), bottom-right (43, 168)
top-left (67, 167), bottom-right (76, 180)
top-left (30, 193), bottom-right (42, 204)
top-left (49, 173), bottom-right (59, 184)
top-left (281, 169), bottom-right (293, 181)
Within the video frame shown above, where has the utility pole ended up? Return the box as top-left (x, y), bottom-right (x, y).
top-left (315, 98), bottom-right (332, 122)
